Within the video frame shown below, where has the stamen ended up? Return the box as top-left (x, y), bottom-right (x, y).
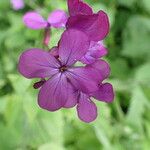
top-left (59, 66), bottom-right (67, 72)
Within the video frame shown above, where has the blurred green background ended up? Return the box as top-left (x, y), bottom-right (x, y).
top-left (0, 0), bottom-right (150, 149)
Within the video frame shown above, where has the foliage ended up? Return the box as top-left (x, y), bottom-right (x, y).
top-left (0, 0), bottom-right (150, 149)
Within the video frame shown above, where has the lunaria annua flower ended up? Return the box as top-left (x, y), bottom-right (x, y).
top-left (18, 30), bottom-right (98, 110)
top-left (11, 0), bottom-right (24, 10)
top-left (18, 0), bottom-right (114, 123)
top-left (67, 0), bottom-right (109, 64)
top-left (23, 10), bottom-right (68, 46)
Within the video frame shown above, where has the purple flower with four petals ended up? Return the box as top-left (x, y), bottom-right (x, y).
top-left (18, 30), bottom-right (96, 110)
top-left (18, 0), bottom-right (114, 122)
top-left (23, 10), bottom-right (68, 46)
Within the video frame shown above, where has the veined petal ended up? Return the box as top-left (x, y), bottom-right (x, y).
top-left (77, 93), bottom-right (97, 123)
top-left (63, 84), bottom-right (78, 108)
top-left (66, 67), bottom-right (100, 93)
top-left (67, 11), bottom-right (109, 41)
top-left (18, 49), bottom-right (60, 79)
top-left (68, 0), bottom-right (93, 16)
top-left (91, 83), bottom-right (114, 103)
top-left (38, 73), bottom-right (69, 111)
top-left (23, 11), bottom-right (47, 29)
top-left (59, 29), bottom-right (90, 66)
top-left (48, 10), bottom-right (68, 28)
top-left (80, 55), bottom-right (97, 65)
top-left (85, 60), bottom-right (111, 82)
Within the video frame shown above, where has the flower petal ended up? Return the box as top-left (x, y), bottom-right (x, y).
top-left (38, 74), bottom-right (69, 111)
top-left (67, 11), bottom-right (109, 41)
top-left (66, 60), bottom-right (110, 93)
top-left (86, 60), bottom-right (110, 82)
top-left (59, 29), bottom-right (90, 66)
top-left (18, 49), bottom-right (60, 79)
top-left (11, 0), bottom-right (24, 10)
top-left (66, 67), bottom-right (100, 93)
top-left (23, 11), bottom-right (47, 29)
top-left (81, 41), bottom-right (108, 64)
top-left (68, 0), bottom-right (93, 16)
top-left (91, 83), bottom-right (114, 103)
top-left (48, 10), bottom-right (68, 28)
top-left (77, 93), bottom-right (97, 123)
top-left (63, 85), bottom-right (78, 108)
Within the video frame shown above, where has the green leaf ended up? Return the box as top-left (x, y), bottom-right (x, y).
top-left (126, 85), bottom-right (149, 130)
top-left (38, 143), bottom-right (64, 150)
top-left (93, 103), bottom-right (112, 150)
top-left (135, 62), bottom-right (150, 85)
top-left (122, 16), bottom-right (150, 59)
top-left (8, 74), bottom-right (31, 94)
top-left (0, 96), bottom-right (8, 113)
top-left (110, 59), bottom-right (130, 79)
top-left (117, 0), bottom-right (137, 7)
top-left (141, 0), bottom-right (150, 13)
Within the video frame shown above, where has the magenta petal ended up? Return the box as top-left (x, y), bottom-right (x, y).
top-left (23, 11), bottom-right (47, 29)
top-left (67, 11), bottom-right (109, 41)
top-left (91, 83), bottom-right (114, 103)
top-left (81, 41), bottom-right (108, 64)
top-left (48, 10), bottom-right (68, 28)
top-left (68, 0), bottom-right (93, 16)
top-left (38, 74), bottom-right (68, 111)
top-left (77, 93), bottom-right (97, 123)
top-left (88, 41), bottom-right (108, 58)
top-left (18, 49), bottom-right (60, 79)
top-left (63, 85), bottom-right (78, 108)
top-left (86, 60), bottom-right (110, 82)
top-left (59, 29), bottom-right (90, 66)
top-left (80, 55), bottom-right (96, 65)
top-left (67, 67), bottom-right (100, 93)
top-left (11, 0), bottom-right (24, 10)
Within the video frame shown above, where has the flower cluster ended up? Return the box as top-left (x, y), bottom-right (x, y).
top-left (18, 0), bottom-right (114, 123)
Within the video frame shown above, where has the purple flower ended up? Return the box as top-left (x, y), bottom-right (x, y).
top-left (18, 29), bottom-right (105, 113)
top-left (18, 0), bottom-right (114, 123)
top-left (63, 60), bottom-right (114, 123)
top-left (23, 10), bottom-right (68, 29)
top-left (23, 10), bottom-right (68, 45)
top-left (11, 0), bottom-right (24, 10)
top-left (67, 0), bottom-right (109, 42)
top-left (66, 0), bottom-right (110, 64)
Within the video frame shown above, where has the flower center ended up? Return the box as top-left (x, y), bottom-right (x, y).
top-left (59, 66), bottom-right (67, 72)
